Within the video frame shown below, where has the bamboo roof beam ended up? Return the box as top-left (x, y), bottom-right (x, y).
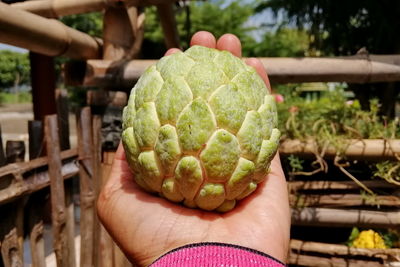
top-left (65, 55), bottom-right (400, 87)
top-left (11, 0), bottom-right (180, 18)
top-left (0, 2), bottom-right (102, 59)
top-left (157, 3), bottom-right (180, 49)
top-left (280, 139), bottom-right (400, 160)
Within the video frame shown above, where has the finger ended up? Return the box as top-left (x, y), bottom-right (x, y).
top-left (216, 34), bottom-right (242, 57)
top-left (165, 48), bottom-right (181, 56)
top-left (245, 58), bottom-right (271, 92)
top-left (190, 31), bottom-right (217, 48)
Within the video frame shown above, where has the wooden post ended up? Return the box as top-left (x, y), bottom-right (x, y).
top-left (0, 126), bottom-right (6, 167)
top-left (30, 52), bottom-right (57, 121)
top-left (55, 89), bottom-right (76, 267)
top-left (27, 120), bottom-right (47, 267)
top-left (92, 115), bottom-right (114, 267)
top-left (5, 141), bottom-right (25, 163)
top-left (45, 115), bottom-right (75, 267)
top-left (77, 107), bottom-right (95, 267)
top-left (0, 141), bottom-right (25, 267)
top-left (103, 4), bottom-right (136, 60)
top-left (157, 3), bottom-right (180, 49)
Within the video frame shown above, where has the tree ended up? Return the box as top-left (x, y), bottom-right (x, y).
top-left (0, 50), bottom-right (30, 91)
top-left (256, 0), bottom-right (400, 55)
top-left (142, 0), bottom-right (257, 58)
top-left (256, 0), bottom-right (400, 117)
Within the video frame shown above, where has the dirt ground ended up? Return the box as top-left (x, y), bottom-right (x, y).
top-left (0, 103), bottom-right (77, 159)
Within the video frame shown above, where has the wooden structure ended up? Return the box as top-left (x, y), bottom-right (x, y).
top-left (0, 0), bottom-right (400, 266)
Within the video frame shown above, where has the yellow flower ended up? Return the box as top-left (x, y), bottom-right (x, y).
top-left (352, 230), bottom-right (387, 249)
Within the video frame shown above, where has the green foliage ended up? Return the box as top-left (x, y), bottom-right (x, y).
top-left (256, 0), bottom-right (400, 55)
top-left (0, 51), bottom-right (30, 90)
top-left (277, 86), bottom-right (400, 186)
top-left (60, 12), bottom-right (103, 37)
top-left (277, 87), bottom-right (400, 143)
top-left (287, 155), bottom-right (304, 173)
top-left (143, 1), bottom-right (310, 58)
top-left (0, 92), bottom-right (32, 104)
top-left (372, 161), bottom-right (400, 185)
top-left (244, 28), bottom-right (309, 57)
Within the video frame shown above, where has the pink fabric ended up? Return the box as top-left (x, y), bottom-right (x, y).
top-left (150, 243), bottom-right (285, 267)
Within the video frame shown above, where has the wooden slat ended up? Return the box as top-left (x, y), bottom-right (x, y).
top-left (45, 114), bottom-right (75, 267)
top-left (0, 149), bottom-right (78, 205)
top-left (77, 107), bottom-right (95, 267)
top-left (291, 207), bottom-right (400, 228)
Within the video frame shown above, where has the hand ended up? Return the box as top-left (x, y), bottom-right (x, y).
top-left (97, 31), bottom-right (290, 266)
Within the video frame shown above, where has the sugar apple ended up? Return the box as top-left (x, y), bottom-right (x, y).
top-left (122, 45), bottom-right (280, 212)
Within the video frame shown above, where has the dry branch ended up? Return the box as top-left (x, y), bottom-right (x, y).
top-left (291, 207), bottom-right (400, 228)
top-left (0, 2), bottom-right (102, 59)
top-left (280, 139), bottom-right (400, 160)
top-left (64, 55), bottom-right (400, 87)
top-left (0, 149), bottom-right (78, 205)
top-left (11, 0), bottom-right (179, 18)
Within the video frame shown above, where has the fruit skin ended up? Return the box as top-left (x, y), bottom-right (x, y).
top-left (122, 45), bottom-right (280, 212)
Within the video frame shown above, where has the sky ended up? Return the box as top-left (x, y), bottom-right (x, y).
top-left (0, 43), bottom-right (27, 53)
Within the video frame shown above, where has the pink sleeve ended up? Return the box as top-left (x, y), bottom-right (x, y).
top-left (150, 242), bottom-right (285, 267)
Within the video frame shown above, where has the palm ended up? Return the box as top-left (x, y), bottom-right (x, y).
top-left (98, 32), bottom-right (290, 267)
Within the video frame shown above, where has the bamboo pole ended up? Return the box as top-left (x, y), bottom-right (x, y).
top-left (11, 0), bottom-right (179, 18)
top-left (288, 180), bottom-right (397, 191)
top-left (290, 239), bottom-right (400, 259)
top-left (0, 2), bottom-right (102, 59)
top-left (280, 139), bottom-right (400, 160)
top-left (290, 194), bottom-right (400, 208)
top-left (64, 55), bottom-right (400, 87)
top-left (291, 207), bottom-right (400, 228)
top-left (289, 252), bottom-right (384, 267)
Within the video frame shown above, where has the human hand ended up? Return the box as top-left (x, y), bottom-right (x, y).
top-left (97, 31), bottom-right (290, 266)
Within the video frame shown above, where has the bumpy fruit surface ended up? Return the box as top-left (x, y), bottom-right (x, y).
top-left (122, 45), bottom-right (280, 212)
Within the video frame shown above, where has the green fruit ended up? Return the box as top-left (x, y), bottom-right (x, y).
top-left (122, 45), bottom-right (280, 212)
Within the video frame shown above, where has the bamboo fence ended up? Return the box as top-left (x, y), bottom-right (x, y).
top-left (1, 0), bottom-right (400, 266)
